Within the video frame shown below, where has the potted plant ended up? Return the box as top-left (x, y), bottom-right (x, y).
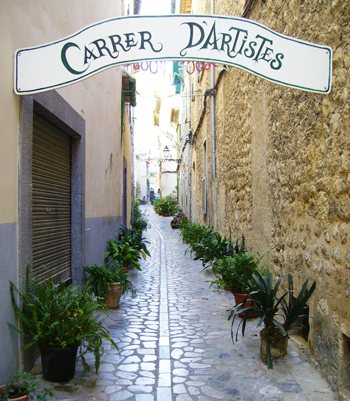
top-left (104, 240), bottom-right (141, 271)
top-left (179, 219), bottom-right (212, 248)
top-left (118, 226), bottom-right (151, 260)
top-left (10, 270), bottom-right (118, 382)
top-left (229, 271), bottom-right (316, 368)
top-left (132, 202), bottom-right (149, 234)
top-left (211, 252), bottom-right (262, 316)
top-left (170, 211), bottom-right (186, 229)
top-left (191, 231), bottom-right (234, 270)
top-left (0, 371), bottom-right (52, 401)
top-left (153, 195), bottom-right (179, 216)
top-left (84, 262), bottom-right (136, 309)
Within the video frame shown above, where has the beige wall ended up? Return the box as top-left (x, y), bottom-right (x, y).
top-left (186, 0), bottom-right (350, 397)
top-left (0, 0), bottom-right (131, 381)
top-left (0, 0), bottom-right (124, 222)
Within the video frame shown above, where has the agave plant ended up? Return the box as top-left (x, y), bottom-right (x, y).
top-left (229, 271), bottom-right (316, 368)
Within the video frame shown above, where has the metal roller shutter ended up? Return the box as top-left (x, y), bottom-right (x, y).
top-left (32, 114), bottom-right (72, 283)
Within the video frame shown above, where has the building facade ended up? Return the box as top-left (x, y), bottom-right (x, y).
top-left (178, 0), bottom-right (350, 398)
top-left (0, 0), bottom-right (134, 381)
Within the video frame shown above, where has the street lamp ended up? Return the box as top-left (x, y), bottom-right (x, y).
top-left (163, 145), bottom-right (170, 159)
top-left (162, 145), bottom-right (181, 164)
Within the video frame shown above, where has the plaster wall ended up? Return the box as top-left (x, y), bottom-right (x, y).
top-left (1, 0), bottom-right (123, 223)
top-left (0, 0), bottom-right (125, 382)
top-left (188, 0), bottom-right (350, 397)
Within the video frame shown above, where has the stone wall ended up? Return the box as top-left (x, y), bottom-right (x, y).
top-left (183, 0), bottom-right (350, 398)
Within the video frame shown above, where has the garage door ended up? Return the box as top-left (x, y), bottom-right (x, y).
top-left (32, 114), bottom-right (72, 283)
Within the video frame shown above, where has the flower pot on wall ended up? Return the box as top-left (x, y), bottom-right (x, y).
top-left (104, 282), bottom-right (122, 309)
top-left (40, 344), bottom-right (79, 382)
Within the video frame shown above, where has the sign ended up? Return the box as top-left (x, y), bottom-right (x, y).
top-left (14, 15), bottom-right (332, 95)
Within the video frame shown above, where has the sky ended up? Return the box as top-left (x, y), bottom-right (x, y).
top-left (133, 0), bottom-right (176, 158)
top-left (140, 0), bottom-right (172, 15)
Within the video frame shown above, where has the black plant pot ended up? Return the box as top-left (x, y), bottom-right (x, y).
top-left (40, 344), bottom-right (79, 382)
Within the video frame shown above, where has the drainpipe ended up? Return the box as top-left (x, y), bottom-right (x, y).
top-left (210, 0), bottom-right (217, 180)
top-left (210, 0), bottom-right (217, 228)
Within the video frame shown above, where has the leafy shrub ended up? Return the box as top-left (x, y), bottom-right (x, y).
top-left (10, 272), bottom-right (118, 373)
top-left (153, 195), bottom-right (180, 216)
top-left (179, 220), bottom-right (237, 269)
top-left (210, 252), bottom-right (262, 293)
top-left (118, 225), bottom-right (150, 260)
top-left (133, 202), bottom-right (149, 233)
top-left (178, 219), bottom-right (212, 246)
top-left (191, 231), bottom-right (234, 269)
top-left (84, 262), bottom-right (135, 298)
top-left (104, 240), bottom-right (141, 270)
top-left (0, 371), bottom-right (52, 401)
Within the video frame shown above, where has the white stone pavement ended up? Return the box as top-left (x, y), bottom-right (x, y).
top-left (41, 205), bottom-right (338, 401)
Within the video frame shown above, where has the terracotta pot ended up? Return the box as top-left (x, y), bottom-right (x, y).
top-left (233, 292), bottom-right (256, 319)
top-left (7, 395), bottom-right (29, 401)
top-left (260, 328), bottom-right (288, 362)
top-left (0, 385), bottom-right (29, 401)
top-left (104, 282), bottom-right (122, 309)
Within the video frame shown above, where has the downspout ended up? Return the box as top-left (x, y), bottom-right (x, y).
top-left (210, 0), bottom-right (216, 180)
top-left (131, 110), bottom-right (135, 224)
top-left (210, 0), bottom-right (217, 228)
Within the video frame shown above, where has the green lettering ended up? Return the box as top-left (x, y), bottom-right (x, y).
top-left (270, 53), bottom-right (284, 70)
top-left (61, 42), bottom-right (88, 75)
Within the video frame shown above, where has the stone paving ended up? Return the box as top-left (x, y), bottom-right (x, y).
top-left (45, 206), bottom-right (338, 401)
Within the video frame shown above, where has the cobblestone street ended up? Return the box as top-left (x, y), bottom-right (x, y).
top-left (50, 206), bottom-right (338, 401)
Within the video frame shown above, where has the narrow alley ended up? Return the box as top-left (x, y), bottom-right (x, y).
top-left (48, 206), bottom-right (337, 401)
top-left (1, 1), bottom-right (349, 401)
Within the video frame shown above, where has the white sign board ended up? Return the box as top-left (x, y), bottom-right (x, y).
top-left (14, 15), bottom-right (332, 95)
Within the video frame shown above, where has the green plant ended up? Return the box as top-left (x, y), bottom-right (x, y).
top-left (229, 271), bottom-right (316, 368)
top-left (10, 271), bottom-right (118, 373)
top-left (0, 371), bottom-right (52, 401)
top-left (179, 220), bottom-right (212, 247)
top-left (104, 240), bottom-right (141, 270)
top-left (118, 226), bottom-right (150, 260)
top-left (232, 234), bottom-right (247, 255)
top-left (210, 252), bottom-right (262, 293)
top-left (170, 211), bottom-right (186, 229)
top-left (191, 231), bottom-right (234, 270)
top-left (132, 202), bottom-right (149, 233)
top-left (179, 221), bottom-right (246, 270)
top-left (85, 262), bottom-right (136, 297)
top-left (153, 195), bottom-right (179, 216)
